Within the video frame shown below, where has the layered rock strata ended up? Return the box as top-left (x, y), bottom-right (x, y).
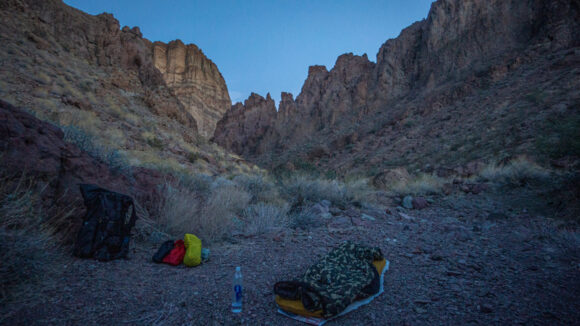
top-left (153, 40), bottom-right (231, 138)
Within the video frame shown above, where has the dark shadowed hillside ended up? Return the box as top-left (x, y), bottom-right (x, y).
top-left (213, 0), bottom-right (580, 177)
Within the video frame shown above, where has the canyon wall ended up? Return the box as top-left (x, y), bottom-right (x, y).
top-left (153, 40), bottom-right (231, 138)
top-left (213, 0), bottom-right (580, 174)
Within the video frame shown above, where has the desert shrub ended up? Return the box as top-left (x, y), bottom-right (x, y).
top-left (242, 203), bottom-right (289, 235)
top-left (208, 182), bottom-right (251, 215)
top-left (187, 151), bottom-right (202, 163)
top-left (287, 208), bottom-right (319, 230)
top-left (390, 173), bottom-right (445, 195)
top-left (156, 180), bottom-right (251, 244)
top-left (174, 172), bottom-right (213, 195)
top-left (62, 125), bottom-right (131, 175)
top-left (142, 132), bottom-right (164, 149)
top-left (232, 173), bottom-right (283, 205)
top-left (282, 174), bottom-right (349, 206)
top-left (344, 177), bottom-right (380, 204)
top-left (155, 183), bottom-right (202, 237)
top-left (479, 157), bottom-right (550, 187)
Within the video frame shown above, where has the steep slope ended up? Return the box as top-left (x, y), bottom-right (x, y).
top-left (153, 40), bottom-right (231, 138)
top-left (0, 0), bottom-right (247, 175)
top-left (213, 0), bottom-right (580, 175)
top-left (0, 99), bottom-right (165, 239)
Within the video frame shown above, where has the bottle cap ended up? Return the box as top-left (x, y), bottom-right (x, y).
top-left (236, 266), bottom-right (241, 271)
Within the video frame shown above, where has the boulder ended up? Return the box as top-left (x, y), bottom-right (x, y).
top-left (0, 100), bottom-right (164, 242)
top-left (412, 197), bottom-right (429, 210)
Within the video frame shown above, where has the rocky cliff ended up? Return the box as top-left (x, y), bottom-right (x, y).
top-left (153, 40), bottom-right (231, 138)
top-left (0, 0), bottom-right (247, 175)
top-left (213, 92), bottom-right (277, 156)
top-left (213, 0), bottom-right (580, 175)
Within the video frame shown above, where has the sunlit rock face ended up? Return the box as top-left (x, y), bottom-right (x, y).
top-left (153, 40), bottom-right (231, 138)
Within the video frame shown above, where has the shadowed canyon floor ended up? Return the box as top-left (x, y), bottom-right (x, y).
top-left (3, 196), bottom-right (579, 325)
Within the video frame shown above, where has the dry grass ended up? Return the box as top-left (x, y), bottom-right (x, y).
top-left (479, 156), bottom-right (550, 186)
top-left (242, 203), bottom-right (289, 235)
top-left (0, 174), bottom-right (43, 229)
top-left (281, 174), bottom-right (381, 208)
top-left (282, 174), bottom-right (349, 206)
top-left (0, 173), bottom-right (58, 304)
top-left (156, 180), bottom-right (251, 244)
top-left (232, 173), bottom-right (284, 205)
top-left (344, 178), bottom-right (380, 204)
top-left (390, 173), bottom-right (446, 195)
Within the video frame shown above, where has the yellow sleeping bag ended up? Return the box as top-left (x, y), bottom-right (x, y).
top-left (183, 233), bottom-right (202, 267)
top-left (275, 258), bottom-right (387, 318)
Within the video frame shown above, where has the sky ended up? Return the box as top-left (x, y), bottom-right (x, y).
top-left (64, 0), bottom-right (434, 106)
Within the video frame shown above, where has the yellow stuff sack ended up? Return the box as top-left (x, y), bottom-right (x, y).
top-left (183, 233), bottom-right (202, 267)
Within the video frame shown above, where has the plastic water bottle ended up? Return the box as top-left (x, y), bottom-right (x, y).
top-left (231, 266), bottom-right (243, 313)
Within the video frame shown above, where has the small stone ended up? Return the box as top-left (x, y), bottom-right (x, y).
top-left (329, 206), bottom-right (342, 215)
top-left (470, 183), bottom-right (488, 194)
top-left (402, 195), bottom-right (414, 209)
top-left (431, 254), bottom-right (443, 261)
top-left (488, 212), bottom-right (508, 220)
top-left (361, 213), bottom-right (376, 221)
top-left (309, 203), bottom-right (329, 216)
top-left (414, 306), bottom-right (427, 314)
top-left (344, 208), bottom-right (360, 218)
top-left (412, 197), bottom-right (428, 209)
top-left (412, 247), bottom-right (423, 254)
top-left (480, 304), bottom-right (493, 313)
top-left (322, 212), bottom-right (334, 219)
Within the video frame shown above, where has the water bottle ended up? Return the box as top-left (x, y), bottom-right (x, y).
top-left (231, 266), bottom-right (243, 313)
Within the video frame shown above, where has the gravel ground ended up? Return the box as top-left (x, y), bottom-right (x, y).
top-left (2, 196), bottom-right (579, 325)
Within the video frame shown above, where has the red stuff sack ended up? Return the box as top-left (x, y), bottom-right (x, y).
top-left (162, 240), bottom-right (186, 266)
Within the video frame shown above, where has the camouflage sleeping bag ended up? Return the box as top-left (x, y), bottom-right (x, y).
top-left (274, 241), bottom-right (384, 318)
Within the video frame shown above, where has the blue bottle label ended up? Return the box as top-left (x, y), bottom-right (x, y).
top-left (234, 285), bottom-right (242, 301)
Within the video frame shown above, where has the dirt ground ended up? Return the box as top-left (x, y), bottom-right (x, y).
top-left (2, 194), bottom-right (579, 326)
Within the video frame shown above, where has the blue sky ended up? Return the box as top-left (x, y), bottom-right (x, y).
top-left (64, 0), bottom-right (434, 106)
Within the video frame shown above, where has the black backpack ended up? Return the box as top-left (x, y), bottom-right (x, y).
top-left (73, 184), bottom-right (138, 261)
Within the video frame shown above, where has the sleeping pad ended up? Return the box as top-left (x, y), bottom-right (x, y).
top-left (274, 241), bottom-right (383, 318)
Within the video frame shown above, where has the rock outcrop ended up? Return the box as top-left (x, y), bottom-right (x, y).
top-left (0, 100), bottom-right (164, 241)
top-left (213, 0), bottom-right (580, 174)
top-left (213, 93), bottom-right (277, 156)
top-left (153, 40), bottom-right (231, 138)
top-left (0, 0), bottom-right (250, 176)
